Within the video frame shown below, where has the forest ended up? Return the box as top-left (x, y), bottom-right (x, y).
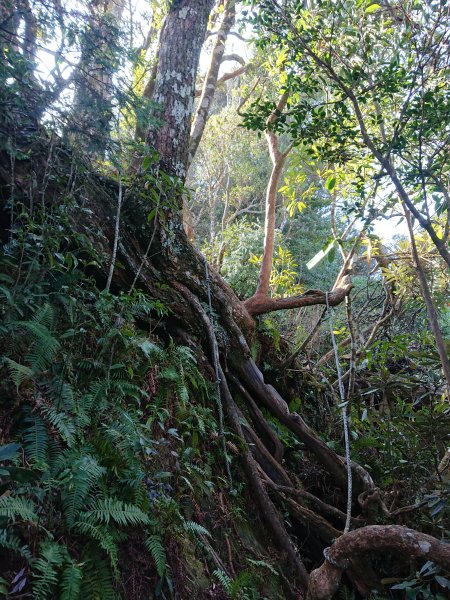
top-left (0, 0), bottom-right (449, 598)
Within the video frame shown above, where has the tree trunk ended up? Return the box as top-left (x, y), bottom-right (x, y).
top-left (188, 0), bottom-right (236, 167)
top-left (402, 203), bottom-right (450, 397)
top-left (70, 0), bottom-right (126, 148)
top-left (247, 93), bottom-right (290, 306)
top-left (145, 0), bottom-right (215, 179)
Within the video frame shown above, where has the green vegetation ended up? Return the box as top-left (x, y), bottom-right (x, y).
top-left (0, 0), bottom-right (449, 599)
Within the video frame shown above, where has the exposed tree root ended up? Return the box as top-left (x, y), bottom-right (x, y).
top-left (264, 481), bottom-right (364, 530)
top-left (173, 280), bottom-right (310, 594)
top-left (236, 359), bottom-right (374, 495)
top-left (229, 372), bottom-right (285, 462)
top-left (240, 416), bottom-right (293, 487)
top-left (307, 525), bottom-right (450, 600)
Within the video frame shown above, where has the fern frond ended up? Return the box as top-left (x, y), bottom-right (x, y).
top-left (0, 529), bottom-right (32, 560)
top-left (110, 378), bottom-right (142, 400)
top-left (246, 558), bottom-right (278, 575)
top-left (32, 540), bottom-right (65, 600)
top-left (159, 366), bottom-right (178, 382)
top-left (230, 570), bottom-right (255, 598)
top-left (183, 520), bottom-right (211, 538)
top-left (0, 284), bottom-right (13, 305)
top-left (23, 412), bottom-right (48, 465)
top-left (53, 380), bottom-right (75, 412)
top-left (175, 380), bottom-right (189, 404)
top-left (0, 495), bottom-right (37, 522)
top-left (61, 454), bottom-right (106, 527)
top-left (60, 560), bottom-right (82, 600)
top-left (83, 498), bottom-right (150, 527)
top-left (145, 535), bottom-right (166, 577)
top-left (73, 520), bottom-right (119, 568)
top-left (7, 318), bottom-right (60, 371)
top-left (80, 549), bottom-right (116, 600)
top-left (41, 405), bottom-right (76, 446)
top-left (3, 358), bottom-right (33, 389)
top-left (137, 339), bottom-right (165, 362)
top-left (84, 380), bottom-right (109, 413)
top-left (213, 569), bottom-right (232, 594)
top-left (33, 303), bottom-right (55, 331)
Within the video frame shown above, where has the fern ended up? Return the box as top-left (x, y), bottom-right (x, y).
top-left (60, 560), bottom-right (83, 600)
top-left (61, 453), bottom-right (106, 527)
top-left (23, 412), bottom-right (48, 465)
top-left (79, 549), bottom-right (116, 600)
top-left (83, 497), bottom-right (150, 526)
top-left (229, 571), bottom-right (256, 599)
top-left (74, 520), bottom-right (119, 569)
top-left (41, 405), bottom-right (76, 446)
top-left (52, 379), bottom-right (75, 413)
top-left (183, 520), bottom-right (211, 538)
top-left (32, 540), bottom-right (65, 600)
top-left (3, 358), bottom-right (33, 389)
top-left (33, 303), bottom-right (55, 331)
top-left (145, 535), bottom-right (166, 577)
top-left (137, 339), bottom-right (166, 361)
top-left (84, 380), bottom-right (109, 413)
top-left (0, 283), bottom-right (13, 305)
top-left (0, 529), bottom-right (32, 560)
top-left (109, 378), bottom-right (142, 400)
top-left (6, 316), bottom-right (60, 371)
top-left (0, 495), bottom-right (37, 522)
top-left (213, 569), bottom-right (232, 594)
top-left (246, 558), bottom-right (278, 575)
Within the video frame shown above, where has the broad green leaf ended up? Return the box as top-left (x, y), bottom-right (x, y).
top-left (306, 241), bottom-right (335, 270)
top-left (0, 443), bottom-right (21, 461)
top-left (325, 175), bottom-right (336, 191)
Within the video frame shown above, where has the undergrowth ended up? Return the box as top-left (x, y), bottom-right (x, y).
top-left (0, 198), bottom-right (278, 599)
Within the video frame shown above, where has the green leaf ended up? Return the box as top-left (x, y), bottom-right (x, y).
top-left (145, 535), bottom-right (166, 577)
top-left (147, 207), bottom-right (157, 221)
top-left (306, 241), bottom-right (335, 270)
top-left (142, 156), bottom-right (152, 171)
top-left (436, 576), bottom-right (450, 590)
top-left (0, 496), bottom-right (38, 522)
top-left (0, 443), bottom-right (21, 461)
top-left (365, 3), bottom-right (381, 13)
top-left (325, 175), bottom-right (336, 191)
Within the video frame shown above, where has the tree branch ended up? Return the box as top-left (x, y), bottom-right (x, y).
top-left (307, 525), bottom-right (450, 600)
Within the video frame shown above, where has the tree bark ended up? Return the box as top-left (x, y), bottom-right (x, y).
top-left (307, 525), bottom-right (450, 600)
top-left (70, 0), bottom-right (126, 146)
top-left (145, 0), bottom-right (215, 179)
top-left (246, 92), bottom-right (291, 306)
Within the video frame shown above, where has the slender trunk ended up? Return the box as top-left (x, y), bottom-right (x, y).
top-left (188, 0), bottom-right (236, 167)
top-left (403, 204), bottom-right (450, 397)
top-left (243, 92), bottom-right (291, 306)
top-left (254, 131), bottom-right (288, 297)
